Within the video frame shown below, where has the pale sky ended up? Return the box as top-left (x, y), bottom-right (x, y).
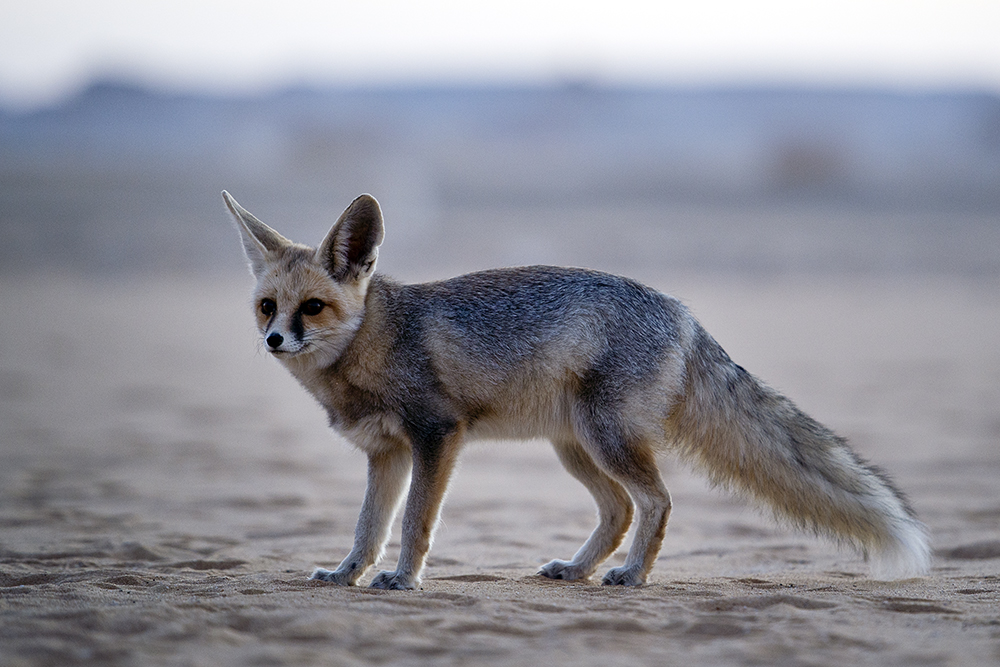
top-left (1, 0), bottom-right (999, 109)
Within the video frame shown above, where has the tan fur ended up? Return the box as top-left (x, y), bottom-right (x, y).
top-left (224, 191), bottom-right (930, 589)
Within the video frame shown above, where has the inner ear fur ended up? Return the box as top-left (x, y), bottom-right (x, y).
top-left (318, 194), bottom-right (385, 281)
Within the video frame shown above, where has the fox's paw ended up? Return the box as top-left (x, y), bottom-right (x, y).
top-left (310, 568), bottom-right (356, 586)
top-left (538, 559), bottom-right (592, 581)
top-left (601, 565), bottom-right (646, 586)
top-left (369, 570), bottom-right (417, 590)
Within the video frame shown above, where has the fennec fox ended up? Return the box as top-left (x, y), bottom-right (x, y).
top-left (224, 191), bottom-right (930, 589)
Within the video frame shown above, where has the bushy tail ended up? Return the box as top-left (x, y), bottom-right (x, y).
top-left (670, 324), bottom-right (930, 579)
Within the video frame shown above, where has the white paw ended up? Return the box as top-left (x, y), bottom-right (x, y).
top-left (537, 559), bottom-right (592, 581)
top-left (310, 567), bottom-right (356, 586)
top-left (368, 570), bottom-right (416, 590)
top-left (601, 565), bottom-right (646, 586)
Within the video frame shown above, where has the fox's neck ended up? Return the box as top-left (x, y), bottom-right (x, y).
top-left (281, 273), bottom-right (402, 396)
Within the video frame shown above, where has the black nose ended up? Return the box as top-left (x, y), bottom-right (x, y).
top-left (266, 332), bottom-right (284, 349)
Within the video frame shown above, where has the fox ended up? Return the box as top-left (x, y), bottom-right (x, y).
top-left (223, 190), bottom-right (930, 589)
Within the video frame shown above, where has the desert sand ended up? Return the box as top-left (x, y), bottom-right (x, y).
top-left (2, 270), bottom-right (999, 666)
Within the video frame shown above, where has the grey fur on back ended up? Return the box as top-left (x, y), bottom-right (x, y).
top-left (391, 266), bottom-right (679, 381)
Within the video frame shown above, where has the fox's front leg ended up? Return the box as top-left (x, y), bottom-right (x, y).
top-left (369, 428), bottom-right (464, 590)
top-left (311, 444), bottom-right (411, 585)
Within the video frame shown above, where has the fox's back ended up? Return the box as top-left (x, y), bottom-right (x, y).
top-left (410, 266), bottom-right (682, 362)
top-left (361, 266), bottom-right (692, 440)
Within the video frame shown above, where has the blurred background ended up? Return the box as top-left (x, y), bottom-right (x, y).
top-left (1, 0), bottom-right (999, 281)
top-left (1, 12), bottom-right (1000, 656)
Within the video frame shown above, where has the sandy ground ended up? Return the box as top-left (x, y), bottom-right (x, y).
top-left (2, 270), bottom-right (999, 666)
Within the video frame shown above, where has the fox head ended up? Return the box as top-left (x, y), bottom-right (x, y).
top-left (223, 191), bottom-right (384, 369)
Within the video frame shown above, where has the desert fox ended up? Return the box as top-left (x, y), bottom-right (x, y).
top-left (224, 191), bottom-right (930, 589)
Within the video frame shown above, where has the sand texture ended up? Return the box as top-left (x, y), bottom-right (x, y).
top-left (1, 273), bottom-right (999, 666)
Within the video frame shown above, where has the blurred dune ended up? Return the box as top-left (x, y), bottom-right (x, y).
top-left (1, 81), bottom-right (999, 278)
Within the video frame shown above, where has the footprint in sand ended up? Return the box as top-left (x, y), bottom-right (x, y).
top-left (103, 574), bottom-right (154, 586)
top-left (429, 574), bottom-right (508, 583)
top-left (0, 572), bottom-right (66, 587)
top-left (684, 621), bottom-right (749, 638)
top-left (699, 595), bottom-right (836, 612)
top-left (115, 542), bottom-right (165, 562)
top-left (734, 577), bottom-right (793, 590)
top-left (881, 597), bottom-right (960, 614)
top-left (162, 559), bottom-right (247, 570)
top-left (939, 540), bottom-right (1000, 560)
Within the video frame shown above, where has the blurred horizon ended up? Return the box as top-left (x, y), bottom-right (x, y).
top-left (2, 77), bottom-right (999, 280)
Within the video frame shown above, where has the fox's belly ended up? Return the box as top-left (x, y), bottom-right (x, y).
top-left (463, 389), bottom-right (576, 442)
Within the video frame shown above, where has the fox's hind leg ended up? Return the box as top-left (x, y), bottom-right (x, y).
top-left (538, 438), bottom-right (634, 581)
top-left (598, 453), bottom-right (671, 586)
top-left (572, 403), bottom-right (672, 586)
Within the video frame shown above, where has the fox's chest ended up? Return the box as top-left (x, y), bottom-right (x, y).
top-left (294, 366), bottom-right (407, 453)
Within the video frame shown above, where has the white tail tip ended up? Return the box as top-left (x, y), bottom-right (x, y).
top-left (868, 518), bottom-right (931, 580)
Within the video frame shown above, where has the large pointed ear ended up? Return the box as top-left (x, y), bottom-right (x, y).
top-left (316, 194), bottom-right (385, 282)
top-left (223, 191), bottom-right (291, 276)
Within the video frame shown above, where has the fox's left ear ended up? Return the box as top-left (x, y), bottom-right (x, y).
top-left (317, 194), bottom-right (385, 282)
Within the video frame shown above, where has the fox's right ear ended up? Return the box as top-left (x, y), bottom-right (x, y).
top-left (223, 191), bottom-right (291, 277)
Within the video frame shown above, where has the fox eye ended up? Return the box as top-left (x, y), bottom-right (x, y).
top-left (260, 298), bottom-right (276, 317)
top-left (301, 299), bottom-right (325, 316)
